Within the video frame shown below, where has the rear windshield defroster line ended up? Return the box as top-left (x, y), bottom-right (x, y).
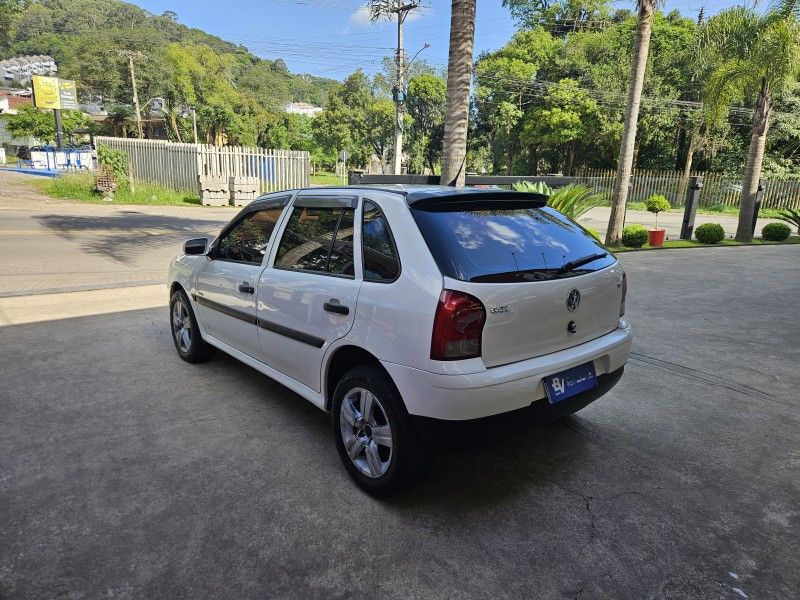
top-left (411, 202), bottom-right (616, 283)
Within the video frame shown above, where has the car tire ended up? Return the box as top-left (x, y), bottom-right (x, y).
top-left (332, 366), bottom-right (425, 496)
top-left (169, 289), bottom-right (216, 363)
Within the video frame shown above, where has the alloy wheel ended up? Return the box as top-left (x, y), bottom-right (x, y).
top-left (172, 299), bottom-right (192, 353)
top-left (339, 387), bottom-right (393, 478)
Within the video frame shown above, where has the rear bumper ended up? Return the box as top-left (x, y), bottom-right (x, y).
top-left (382, 322), bottom-right (631, 420)
top-left (411, 367), bottom-right (625, 445)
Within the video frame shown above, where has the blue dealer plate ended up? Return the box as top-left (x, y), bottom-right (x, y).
top-left (543, 362), bottom-right (597, 404)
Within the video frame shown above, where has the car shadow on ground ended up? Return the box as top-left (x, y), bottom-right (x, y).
top-left (32, 213), bottom-right (227, 265)
top-left (205, 349), bottom-right (594, 512)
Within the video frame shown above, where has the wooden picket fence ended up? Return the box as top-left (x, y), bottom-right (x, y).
top-left (575, 168), bottom-right (800, 210)
top-left (94, 137), bottom-right (310, 194)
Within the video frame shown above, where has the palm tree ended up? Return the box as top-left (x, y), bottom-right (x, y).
top-left (605, 0), bottom-right (657, 247)
top-left (440, 0), bottom-right (476, 186)
top-left (701, 2), bottom-right (800, 242)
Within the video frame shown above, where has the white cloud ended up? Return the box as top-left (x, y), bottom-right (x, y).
top-left (350, 6), bottom-right (372, 26)
top-left (349, 4), bottom-right (428, 27)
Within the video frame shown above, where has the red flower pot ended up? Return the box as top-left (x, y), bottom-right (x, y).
top-left (648, 229), bottom-right (666, 247)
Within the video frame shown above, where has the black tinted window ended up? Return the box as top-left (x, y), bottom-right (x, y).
top-left (275, 207), bottom-right (355, 277)
top-left (216, 208), bottom-right (284, 264)
top-left (412, 205), bottom-right (615, 283)
top-left (362, 201), bottom-right (400, 282)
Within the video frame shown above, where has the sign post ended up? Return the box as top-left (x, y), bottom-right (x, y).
top-left (31, 75), bottom-right (78, 150)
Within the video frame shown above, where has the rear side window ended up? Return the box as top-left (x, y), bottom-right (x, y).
top-left (362, 201), bottom-right (400, 282)
top-left (412, 204), bottom-right (615, 283)
top-left (274, 207), bottom-right (355, 277)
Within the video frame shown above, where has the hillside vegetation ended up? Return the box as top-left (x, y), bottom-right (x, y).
top-left (0, 0), bottom-right (337, 147)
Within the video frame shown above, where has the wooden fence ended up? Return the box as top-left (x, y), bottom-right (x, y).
top-left (94, 137), bottom-right (310, 194)
top-left (576, 168), bottom-right (800, 210)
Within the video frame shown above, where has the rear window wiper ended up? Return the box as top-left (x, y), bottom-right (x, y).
top-left (557, 252), bottom-right (608, 275)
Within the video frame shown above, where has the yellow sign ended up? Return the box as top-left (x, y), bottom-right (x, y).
top-left (32, 75), bottom-right (62, 109)
top-left (32, 76), bottom-right (78, 110)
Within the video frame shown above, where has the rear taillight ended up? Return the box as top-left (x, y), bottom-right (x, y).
top-left (431, 290), bottom-right (486, 361)
top-left (620, 272), bottom-right (628, 316)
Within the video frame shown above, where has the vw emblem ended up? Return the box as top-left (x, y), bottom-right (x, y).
top-left (566, 289), bottom-right (581, 312)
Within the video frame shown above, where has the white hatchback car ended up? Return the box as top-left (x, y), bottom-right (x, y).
top-left (168, 186), bottom-right (631, 493)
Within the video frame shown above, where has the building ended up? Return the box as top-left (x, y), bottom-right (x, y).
top-left (283, 101), bottom-right (322, 118)
top-left (0, 55), bottom-right (58, 84)
top-left (0, 90), bottom-right (34, 114)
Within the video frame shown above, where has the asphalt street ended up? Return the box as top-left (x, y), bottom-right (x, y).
top-left (2, 243), bottom-right (799, 599)
top-left (0, 172), bottom-right (234, 296)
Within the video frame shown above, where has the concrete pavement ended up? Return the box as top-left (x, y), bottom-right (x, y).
top-left (1, 246), bottom-right (799, 598)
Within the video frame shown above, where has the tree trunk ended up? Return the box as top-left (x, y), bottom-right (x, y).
top-left (506, 136), bottom-right (517, 175)
top-left (736, 78), bottom-right (771, 242)
top-left (563, 142), bottom-right (575, 176)
top-left (169, 110), bottom-right (183, 143)
top-left (675, 122), bottom-right (700, 206)
top-left (605, 0), bottom-right (655, 246)
top-left (440, 0), bottom-right (476, 187)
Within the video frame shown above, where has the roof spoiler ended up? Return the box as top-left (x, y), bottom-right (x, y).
top-left (409, 191), bottom-right (549, 211)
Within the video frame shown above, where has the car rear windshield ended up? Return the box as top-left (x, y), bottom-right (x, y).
top-left (411, 203), bottom-right (616, 283)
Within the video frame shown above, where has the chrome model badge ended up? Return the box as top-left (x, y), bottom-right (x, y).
top-left (566, 289), bottom-right (581, 312)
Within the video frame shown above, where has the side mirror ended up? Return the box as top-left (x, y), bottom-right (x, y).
top-left (184, 237), bottom-right (209, 255)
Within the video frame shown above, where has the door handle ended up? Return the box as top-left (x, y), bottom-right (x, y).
top-left (238, 283), bottom-right (255, 294)
top-left (323, 300), bottom-right (349, 315)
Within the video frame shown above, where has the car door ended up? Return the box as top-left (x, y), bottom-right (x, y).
top-left (256, 193), bottom-right (361, 393)
top-left (194, 199), bottom-right (289, 358)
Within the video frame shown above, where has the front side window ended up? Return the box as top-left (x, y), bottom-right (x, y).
top-left (362, 201), bottom-right (400, 282)
top-left (216, 207), bottom-right (284, 265)
top-left (274, 206), bottom-right (355, 277)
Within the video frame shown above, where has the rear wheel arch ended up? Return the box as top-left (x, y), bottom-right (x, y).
top-left (324, 345), bottom-right (402, 412)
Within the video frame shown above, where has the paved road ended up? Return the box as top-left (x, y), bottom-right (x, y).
top-left (0, 172), bottom-right (235, 296)
top-left (2, 246), bottom-right (798, 598)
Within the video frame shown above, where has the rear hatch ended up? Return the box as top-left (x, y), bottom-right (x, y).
top-left (412, 197), bottom-right (625, 368)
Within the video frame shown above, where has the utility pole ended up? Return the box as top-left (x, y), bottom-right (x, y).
top-left (388, 2), bottom-right (419, 175)
top-left (119, 50), bottom-right (146, 139)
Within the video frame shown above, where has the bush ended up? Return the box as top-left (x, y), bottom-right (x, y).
top-left (584, 226), bottom-right (601, 240)
top-left (695, 223), bottom-right (725, 244)
top-left (97, 144), bottom-right (128, 184)
top-left (708, 202), bottom-right (726, 213)
top-left (645, 194), bottom-right (671, 214)
top-left (622, 224), bottom-right (648, 248)
top-left (646, 194), bottom-right (671, 229)
top-left (761, 222), bottom-right (791, 242)
top-left (513, 180), bottom-right (553, 196)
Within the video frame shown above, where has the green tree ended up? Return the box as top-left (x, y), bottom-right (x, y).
top-left (474, 27), bottom-right (558, 174)
top-left (6, 106), bottom-right (91, 142)
top-left (521, 78), bottom-right (601, 174)
top-left (407, 73), bottom-right (447, 172)
top-left (700, 2), bottom-right (800, 242)
top-left (503, 0), bottom-right (612, 33)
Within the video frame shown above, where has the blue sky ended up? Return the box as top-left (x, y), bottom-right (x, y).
top-left (131, 0), bottom-right (741, 80)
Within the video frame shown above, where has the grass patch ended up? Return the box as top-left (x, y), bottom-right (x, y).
top-left (310, 171), bottom-right (346, 186)
top-left (612, 236), bottom-right (800, 252)
top-left (38, 172), bottom-right (201, 206)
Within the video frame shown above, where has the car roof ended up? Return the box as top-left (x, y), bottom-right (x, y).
top-left (252, 185), bottom-right (548, 208)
